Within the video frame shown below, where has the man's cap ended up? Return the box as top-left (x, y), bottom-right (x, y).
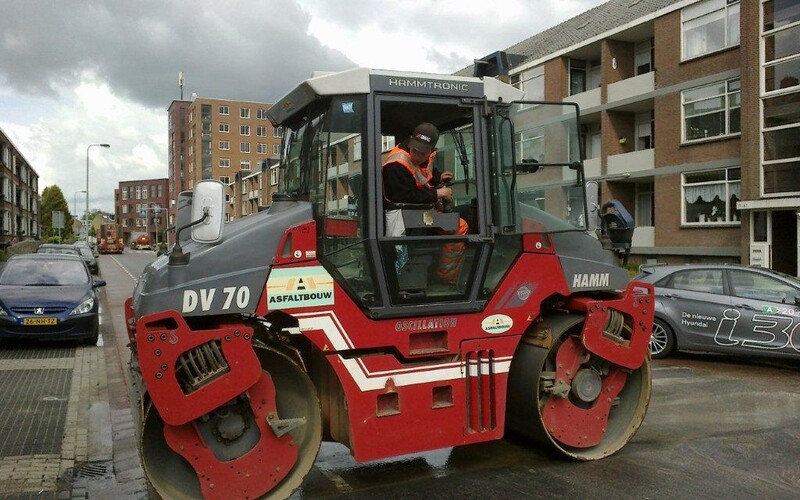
top-left (409, 122), bottom-right (439, 153)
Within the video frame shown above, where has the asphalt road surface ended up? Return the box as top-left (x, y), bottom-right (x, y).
top-left (1, 250), bottom-right (798, 498)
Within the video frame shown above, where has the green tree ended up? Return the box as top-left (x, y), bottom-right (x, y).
top-left (40, 185), bottom-right (74, 241)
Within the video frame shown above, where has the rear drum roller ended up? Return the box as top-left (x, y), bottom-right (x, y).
top-left (140, 348), bottom-right (322, 499)
top-left (507, 317), bottom-right (651, 460)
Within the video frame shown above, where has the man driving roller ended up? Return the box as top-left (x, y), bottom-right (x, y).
top-left (383, 122), bottom-right (468, 285)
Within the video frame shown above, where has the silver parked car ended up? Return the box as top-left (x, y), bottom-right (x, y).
top-left (635, 264), bottom-right (800, 360)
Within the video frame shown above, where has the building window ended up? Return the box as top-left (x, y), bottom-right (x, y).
top-left (635, 182), bottom-right (654, 226)
top-left (240, 142), bottom-right (250, 153)
top-left (273, 126), bottom-right (283, 138)
top-left (568, 59), bottom-right (599, 95)
top-left (240, 125), bottom-right (250, 136)
top-left (257, 143), bottom-right (267, 154)
top-left (219, 106), bottom-right (229, 115)
top-left (240, 107), bottom-right (250, 119)
top-left (635, 38), bottom-right (654, 74)
top-left (219, 123), bottom-right (229, 133)
top-left (121, 190), bottom-right (127, 200)
top-left (682, 78), bottom-right (741, 142)
top-left (220, 158), bottom-right (230, 168)
top-left (682, 167), bottom-right (741, 224)
top-left (257, 126), bottom-right (267, 137)
top-left (270, 166), bottom-right (278, 185)
top-left (220, 176), bottom-right (230, 184)
top-left (219, 140), bottom-right (230, 150)
top-left (636, 111), bottom-right (654, 150)
top-left (510, 65), bottom-right (544, 101)
top-left (762, 0), bottom-right (800, 195)
top-left (241, 160), bottom-right (251, 170)
top-left (515, 128), bottom-right (544, 163)
top-left (272, 144), bottom-right (280, 155)
top-left (256, 109), bottom-right (268, 120)
top-left (682, 0), bottom-right (740, 60)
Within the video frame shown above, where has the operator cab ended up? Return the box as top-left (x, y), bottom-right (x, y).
top-left (268, 69), bottom-right (593, 318)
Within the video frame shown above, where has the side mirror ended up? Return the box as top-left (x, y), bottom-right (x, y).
top-left (190, 180), bottom-right (225, 244)
top-left (93, 279), bottom-right (107, 288)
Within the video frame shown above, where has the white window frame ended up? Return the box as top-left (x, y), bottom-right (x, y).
top-left (240, 142), bottom-right (250, 153)
top-left (219, 123), bottom-right (229, 133)
top-left (682, 78), bottom-right (741, 143)
top-left (220, 158), bottom-right (230, 168)
top-left (272, 144), bottom-right (280, 155)
top-left (257, 143), bottom-right (267, 154)
top-left (219, 106), bottom-right (229, 115)
top-left (681, 0), bottom-right (741, 61)
top-left (273, 126), bottom-right (283, 138)
top-left (240, 125), bottom-right (250, 136)
top-left (219, 140), bottom-right (230, 151)
top-left (256, 109), bottom-right (268, 120)
top-left (270, 166), bottom-right (278, 186)
top-left (240, 160), bottom-right (251, 170)
top-left (257, 126), bottom-right (267, 137)
top-left (220, 176), bottom-right (230, 184)
top-left (510, 65), bottom-right (544, 101)
top-left (240, 107), bottom-right (250, 119)
top-left (760, 0), bottom-right (800, 197)
top-left (682, 167), bottom-right (741, 225)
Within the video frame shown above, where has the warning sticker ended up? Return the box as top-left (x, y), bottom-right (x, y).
top-left (266, 266), bottom-right (335, 310)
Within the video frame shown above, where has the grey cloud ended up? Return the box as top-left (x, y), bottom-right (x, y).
top-left (0, 0), bottom-right (356, 107)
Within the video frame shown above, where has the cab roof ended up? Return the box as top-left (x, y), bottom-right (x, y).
top-left (266, 67), bottom-right (523, 126)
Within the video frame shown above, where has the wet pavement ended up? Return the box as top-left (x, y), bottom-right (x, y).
top-left (0, 252), bottom-right (798, 498)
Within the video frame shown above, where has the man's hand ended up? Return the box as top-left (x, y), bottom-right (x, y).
top-left (440, 170), bottom-right (454, 183)
top-left (436, 186), bottom-right (453, 202)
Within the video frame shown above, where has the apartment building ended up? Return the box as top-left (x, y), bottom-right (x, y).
top-left (0, 126), bottom-right (40, 244)
top-left (167, 100), bottom-right (190, 227)
top-left (234, 160), bottom-right (281, 218)
top-left (174, 97), bottom-right (282, 221)
top-left (114, 178), bottom-right (169, 246)
top-left (462, 0), bottom-right (799, 276)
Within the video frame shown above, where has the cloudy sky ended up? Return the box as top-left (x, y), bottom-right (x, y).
top-left (0, 0), bottom-right (606, 214)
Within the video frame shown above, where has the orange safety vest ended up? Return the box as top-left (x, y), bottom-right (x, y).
top-left (382, 145), bottom-right (433, 190)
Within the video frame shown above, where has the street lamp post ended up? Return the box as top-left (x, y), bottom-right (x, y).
top-left (74, 190), bottom-right (86, 239)
top-left (86, 143), bottom-right (110, 242)
top-left (152, 204), bottom-right (161, 249)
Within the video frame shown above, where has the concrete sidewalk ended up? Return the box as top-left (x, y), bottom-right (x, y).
top-left (68, 255), bottom-right (150, 499)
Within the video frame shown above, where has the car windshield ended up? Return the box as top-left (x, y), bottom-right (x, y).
top-left (78, 247), bottom-right (93, 258)
top-left (0, 259), bottom-right (89, 286)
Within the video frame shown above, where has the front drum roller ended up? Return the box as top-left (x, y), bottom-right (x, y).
top-left (140, 348), bottom-right (322, 499)
top-left (507, 315), bottom-right (652, 460)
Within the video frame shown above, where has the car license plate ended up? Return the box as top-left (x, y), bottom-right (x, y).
top-left (23, 317), bottom-right (58, 326)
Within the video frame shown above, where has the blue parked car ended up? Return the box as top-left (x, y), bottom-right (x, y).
top-left (0, 253), bottom-right (106, 345)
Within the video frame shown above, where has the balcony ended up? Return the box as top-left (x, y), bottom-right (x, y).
top-left (565, 87), bottom-right (601, 112)
top-left (583, 157), bottom-right (601, 179)
top-left (607, 148), bottom-right (654, 176)
top-left (632, 226), bottom-right (655, 247)
top-left (327, 163), bottom-right (350, 180)
top-left (607, 72), bottom-right (654, 105)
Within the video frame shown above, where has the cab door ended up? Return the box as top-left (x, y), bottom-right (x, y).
top-left (372, 96), bottom-right (491, 315)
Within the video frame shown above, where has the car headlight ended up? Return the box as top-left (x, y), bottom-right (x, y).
top-left (0, 306), bottom-right (7, 316)
top-left (70, 297), bottom-right (95, 316)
